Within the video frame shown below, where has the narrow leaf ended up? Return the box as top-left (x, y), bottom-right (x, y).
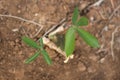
top-left (41, 50), bottom-right (52, 65)
top-left (25, 52), bottom-right (40, 64)
top-left (65, 27), bottom-right (75, 57)
top-left (39, 38), bottom-right (44, 47)
top-left (76, 28), bottom-right (100, 48)
top-left (72, 7), bottom-right (79, 25)
top-left (22, 36), bottom-right (39, 49)
top-left (76, 16), bottom-right (89, 26)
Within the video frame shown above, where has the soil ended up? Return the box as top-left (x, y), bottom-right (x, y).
top-left (0, 0), bottom-right (120, 80)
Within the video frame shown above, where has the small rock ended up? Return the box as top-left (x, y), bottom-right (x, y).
top-left (89, 54), bottom-right (98, 62)
top-left (9, 41), bottom-right (15, 46)
top-left (18, 51), bottom-right (22, 55)
top-left (78, 62), bottom-right (86, 72)
top-left (88, 66), bottom-right (96, 73)
top-left (15, 39), bottom-right (19, 43)
top-left (14, 46), bottom-right (19, 51)
top-left (108, 24), bottom-right (115, 29)
top-left (99, 58), bottom-right (105, 63)
top-left (34, 13), bottom-right (39, 16)
top-left (12, 28), bottom-right (19, 32)
top-left (104, 26), bottom-right (108, 31)
top-left (17, 10), bottom-right (21, 13)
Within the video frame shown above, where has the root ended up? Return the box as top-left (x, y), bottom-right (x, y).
top-left (64, 55), bottom-right (74, 63)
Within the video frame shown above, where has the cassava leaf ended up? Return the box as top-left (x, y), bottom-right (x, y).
top-left (76, 28), bottom-right (99, 48)
top-left (72, 7), bottom-right (79, 25)
top-left (41, 50), bottom-right (52, 65)
top-left (65, 27), bottom-right (75, 57)
top-left (76, 16), bottom-right (89, 26)
top-left (25, 51), bottom-right (40, 64)
top-left (22, 36), bottom-right (39, 49)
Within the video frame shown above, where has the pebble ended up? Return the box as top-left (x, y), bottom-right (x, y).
top-left (17, 10), bottom-right (21, 13)
top-left (88, 66), bottom-right (96, 73)
top-left (12, 28), bottom-right (19, 32)
top-left (15, 38), bottom-right (19, 43)
top-left (89, 54), bottom-right (98, 62)
top-left (99, 58), bottom-right (105, 63)
top-left (77, 62), bottom-right (86, 72)
top-left (18, 51), bottom-right (22, 55)
top-left (14, 46), bottom-right (19, 51)
top-left (34, 13), bottom-right (39, 16)
top-left (108, 24), bottom-right (115, 29)
top-left (9, 41), bottom-right (15, 46)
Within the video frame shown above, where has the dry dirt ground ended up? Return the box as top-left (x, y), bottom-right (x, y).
top-left (0, 0), bottom-right (120, 80)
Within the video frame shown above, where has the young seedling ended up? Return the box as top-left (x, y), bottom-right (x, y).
top-left (65, 7), bottom-right (100, 57)
top-left (22, 7), bottom-right (100, 64)
top-left (22, 37), bottom-right (52, 65)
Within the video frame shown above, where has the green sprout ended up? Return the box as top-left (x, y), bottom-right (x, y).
top-left (65, 7), bottom-right (100, 57)
top-left (22, 37), bottom-right (52, 65)
top-left (22, 7), bottom-right (99, 64)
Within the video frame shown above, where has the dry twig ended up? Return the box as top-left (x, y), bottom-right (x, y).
top-left (48, 23), bottom-right (66, 37)
top-left (110, 0), bottom-right (115, 9)
top-left (43, 18), bottom-right (66, 37)
top-left (109, 5), bottom-right (120, 20)
top-left (90, 0), bottom-right (104, 7)
top-left (0, 14), bottom-right (43, 38)
top-left (111, 26), bottom-right (119, 60)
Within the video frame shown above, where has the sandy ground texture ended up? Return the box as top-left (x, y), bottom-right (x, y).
top-left (0, 0), bottom-right (120, 80)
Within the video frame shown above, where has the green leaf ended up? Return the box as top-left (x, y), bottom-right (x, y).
top-left (65, 27), bottom-right (75, 57)
top-left (72, 7), bottom-right (79, 25)
top-left (76, 16), bottom-right (89, 26)
top-left (25, 51), bottom-right (40, 64)
top-left (39, 38), bottom-right (44, 47)
top-left (41, 50), bottom-right (52, 65)
top-left (22, 36), bottom-right (39, 49)
top-left (76, 28), bottom-right (100, 48)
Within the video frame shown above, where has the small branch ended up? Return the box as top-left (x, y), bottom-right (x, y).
top-left (111, 26), bottom-right (119, 60)
top-left (98, 11), bottom-right (107, 20)
top-left (110, 0), bottom-right (115, 9)
top-left (48, 23), bottom-right (66, 37)
top-left (43, 18), bottom-right (66, 37)
top-left (109, 5), bottom-right (120, 20)
top-left (96, 44), bottom-right (107, 54)
top-left (90, 0), bottom-right (104, 7)
top-left (0, 14), bottom-right (43, 38)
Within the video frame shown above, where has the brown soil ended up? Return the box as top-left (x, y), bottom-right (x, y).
top-left (0, 0), bottom-right (120, 80)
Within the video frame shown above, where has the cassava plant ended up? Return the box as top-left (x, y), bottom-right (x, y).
top-left (22, 37), bottom-right (52, 65)
top-left (22, 7), bottom-right (99, 64)
top-left (65, 7), bottom-right (100, 57)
